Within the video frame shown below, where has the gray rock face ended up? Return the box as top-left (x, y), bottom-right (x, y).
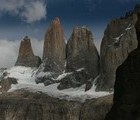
top-left (96, 14), bottom-right (138, 91)
top-left (42, 17), bottom-right (66, 73)
top-left (66, 26), bottom-right (99, 76)
top-left (105, 7), bottom-right (140, 120)
top-left (15, 36), bottom-right (41, 68)
top-left (0, 90), bottom-right (112, 120)
top-left (58, 27), bottom-right (99, 90)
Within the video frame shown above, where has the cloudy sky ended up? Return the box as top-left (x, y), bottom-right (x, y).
top-left (0, 0), bottom-right (139, 68)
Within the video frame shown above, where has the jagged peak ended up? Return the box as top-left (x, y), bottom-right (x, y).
top-left (22, 36), bottom-right (30, 43)
top-left (74, 25), bottom-right (89, 30)
top-left (73, 26), bottom-right (90, 34)
top-left (52, 17), bottom-right (61, 26)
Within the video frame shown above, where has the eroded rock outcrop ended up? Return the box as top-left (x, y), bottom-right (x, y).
top-left (15, 36), bottom-right (41, 68)
top-left (58, 26), bottom-right (99, 90)
top-left (96, 13), bottom-right (138, 91)
top-left (0, 90), bottom-right (112, 120)
top-left (105, 6), bottom-right (140, 120)
top-left (42, 17), bottom-right (65, 73)
top-left (35, 18), bottom-right (66, 85)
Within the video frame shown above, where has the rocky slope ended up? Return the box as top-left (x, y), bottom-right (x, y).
top-left (58, 26), bottom-right (99, 90)
top-left (96, 12), bottom-right (138, 91)
top-left (0, 90), bottom-right (112, 120)
top-left (15, 36), bottom-right (41, 68)
top-left (105, 6), bottom-right (140, 120)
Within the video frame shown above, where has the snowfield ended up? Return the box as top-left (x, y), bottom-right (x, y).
top-left (3, 66), bottom-right (111, 102)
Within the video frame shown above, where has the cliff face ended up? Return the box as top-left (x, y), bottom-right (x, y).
top-left (0, 90), bottom-right (112, 120)
top-left (35, 18), bottom-right (66, 85)
top-left (42, 17), bottom-right (66, 73)
top-left (96, 14), bottom-right (138, 91)
top-left (58, 27), bottom-right (100, 90)
top-left (66, 26), bottom-right (99, 77)
top-left (104, 8), bottom-right (140, 120)
top-left (15, 36), bottom-right (41, 68)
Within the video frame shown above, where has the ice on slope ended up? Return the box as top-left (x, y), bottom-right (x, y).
top-left (6, 66), bottom-right (111, 102)
top-left (114, 34), bottom-right (124, 41)
top-left (5, 66), bottom-right (37, 85)
top-left (55, 72), bottom-right (72, 81)
top-left (125, 24), bottom-right (134, 31)
top-left (108, 24), bottom-right (134, 48)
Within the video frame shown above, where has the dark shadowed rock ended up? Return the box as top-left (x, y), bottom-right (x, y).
top-left (42, 17), bottom-right (66, 73)
top-left (15, 36), bottom-right (41, 68)
top-left (105, 49), bottom-right (140, 120)
top-left (58, 26), bottom-right (99, 90)
top-left (96, 13), bottom-right (138, 91)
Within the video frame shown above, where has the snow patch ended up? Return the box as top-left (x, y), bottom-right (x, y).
top-left (36, 71), bottom-right (53, 78)
top-left (5, 66), bottom-right (111, 102)
top-left (76, 67), bottom-right (84, 72)
top-left (54, 68), bottom-right (84, 81)
top-left (114, 34), bottom-right (123, 41)
top-left (55, 72), bottom-right (72, 81)
top-left (125, 24), bottom-right (134, 31)
top-left (82, 25), bottom-right (89, 30)
top-left (5, 66), bottom-right (37, 85)
top-left (9, 83), bottom-right (111, 103)
top-left (108, 34), bottom-right (124, 48)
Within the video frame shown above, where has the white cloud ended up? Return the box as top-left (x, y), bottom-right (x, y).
top-left (21, 1), bottom-right (47, 23)
top-left (0, 0), bottom-right (47, 23)
top-left (31, 38), bottom-right (44, 58)
top-left (0, 38), bottom-right (43, 68)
